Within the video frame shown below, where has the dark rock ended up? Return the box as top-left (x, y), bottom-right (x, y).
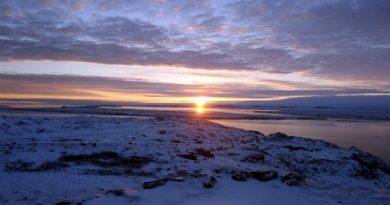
top-left (203, 176), bottom-right (217, 188)
top-left (350, 150), bottom-right (390, 178)
top-left (241, 153), bottom-right (265, 163)
top-left (5, 160), bottom-right (35, 172)
top-left (351, 152), bottom-right (379, 169)
top-left (195, 148), bottom-right (214, 158)
top-left (191, 170), bottom-right (206, 178)
top-left (283, 145), bottom-right (308, 151)
top-left (249, 130), bottom-right (264, 135)
top-left (281, 172), bottom-right (304, 186)
top-left (381, 164), bottom-right (390, 174)
top-left (208, 132), bottom-right (216, 137)
top-left (213, 169), bottom-right (223, 174)
top-left (36, 128), bottom-right (46, 133)
top-left (351, 151), bottom-right (389, 174)
top-left (35, 161), bottom-right (69, 171)
top-left (194, 139), bottom-right (203, 144)
top-left (106, 189), bottom-right (124, 196)
top-left (177, 153), bottom-right (197, 160)
top-left (231, 171), bottom-right (250, 181)
top-left (15, 121), bottom-right (27, 126)
top-left (89, 169), bottom-right (123, 176)
top-left (158, 130), bottom-right (166, 134)
top-left (56, 201), bottom-right (71, 205)
top-left (176, 170), bottom-right (190, 176)
top-left (354, 165), bottom-right (378, 179)
top-left (143, 179), bottom-right (168, 189)
top-left (155, 116), bottom-right (166, 121)
top-left (250, 170), bottom-right (278, 181)
top-left (60, 151), bottom-right (119, 161)
top-left (171, 139), bottom-right (182, 143)
top-left (59, 151), bottom-right (152, 168)
top-left (268, 132), bottom-right (291, 141)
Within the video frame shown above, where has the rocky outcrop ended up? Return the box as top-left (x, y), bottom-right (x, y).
top-left (281, 172), bottom-right (304, 186)
top-left (250, 170), bottom-right (278, 181)
top-left (268, 132), bottom-right (291, 141)
top-left (203, 176), bottom-right (217, 188)
top-left (143, 179), bottom-right (168, 189)
top-left (241, 153), bottom-right (265, 163)
top-left (231, 171), bottom-right (250, 181)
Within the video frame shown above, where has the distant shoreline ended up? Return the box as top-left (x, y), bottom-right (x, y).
top-left (1, 105), bottom-right (389, 121)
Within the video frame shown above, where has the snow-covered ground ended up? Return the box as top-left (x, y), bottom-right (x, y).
top-left (0, 114), bottom-right (389, 205)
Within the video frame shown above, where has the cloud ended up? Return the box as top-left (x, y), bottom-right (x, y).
top-left (228, 0), bottom-right (390, 78)
top-left (0, 0), bottom-right (389, 82)
top-left (0, 74), bottom-right (387, 102)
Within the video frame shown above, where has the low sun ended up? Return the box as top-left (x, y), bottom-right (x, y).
top-left (194, 97), bottom-right (208, 114)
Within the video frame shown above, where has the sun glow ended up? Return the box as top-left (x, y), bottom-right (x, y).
top-left (194, 97), bottom-right (208, 114)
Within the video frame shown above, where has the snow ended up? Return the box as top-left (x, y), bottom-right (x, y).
top-left (85, 177), bottom-right (334, 205)
top-left (0, 114), bottom-right (389, 205)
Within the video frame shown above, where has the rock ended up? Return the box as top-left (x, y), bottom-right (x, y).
top-left (59, 152), bottom-right (152, 169)
top-left (35, 160), bottom-right (69, 171)
top-left (36, 128), bottom-right (46, 133)
top-left (155, 116), bottom-right (165, 121)
top-left (213, 169), bottom-right (223, 174)
top-left (106, 189), bottom-right (124, 196)
top-left (194, 139), bottom-right (203, 144)
top-left (195, 148), bottom-right (214, 158)
top-left (283, 145), bottom-right (308, 151)
top-left (241, 153), bottom-right (265, 163)
top-left (249, 130), bottom-right (264, 135)
top-left (351, 151), bottom-right (390, 175)
top-left (231, 171), bottom-right (250, 181)
top-left (268, 132), bottom-right (291, 141)
top-left (281, 172), bottom-right (304, 186)
top-left (191, 170), bottom-right (207, 178)
top-left (203, 176), bottom-right (217, 188)
top-left (158, 130), bottom-right (166, 134)
top-left (351, 152), bottom-right (379, 169)
top-left (143, 179), bottom-right (168, 189)
top-left (350, 151), bottom-right (390, 178)
top-left (171, 139), bottom-right (182, 143)
top-left (355, 164), bottom-right (378, 179)
top-left (250, 170), bottom-right (278, 181)
top-left (56, 201), bottom-right (71, 205)
top-left (177, 153), bottom-right (197, 160)
top-left (381, 164), bottom-right (390, 174)
top-left (5, 160), bottom-right (35, 172)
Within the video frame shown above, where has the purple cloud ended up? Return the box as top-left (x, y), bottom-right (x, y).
top-left (0, 0), bottom-right (389, 82)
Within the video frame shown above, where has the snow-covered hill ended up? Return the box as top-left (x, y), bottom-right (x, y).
top-left (0, 115), bottom-right (389, 205)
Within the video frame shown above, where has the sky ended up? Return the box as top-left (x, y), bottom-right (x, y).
top-left (0, 0), bottom-right (389, 104)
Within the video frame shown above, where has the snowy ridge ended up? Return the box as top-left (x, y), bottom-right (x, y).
top-left (0, 115), bottom-right (389, 205)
